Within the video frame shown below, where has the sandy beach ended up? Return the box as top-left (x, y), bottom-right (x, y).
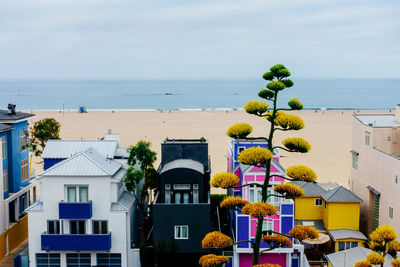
top-left (27, 109), bottom-right (391, 190)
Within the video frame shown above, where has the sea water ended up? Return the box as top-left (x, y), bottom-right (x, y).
top-left (0, 79), bottom-right (398, 110)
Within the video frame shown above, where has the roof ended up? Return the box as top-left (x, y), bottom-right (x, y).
top-left (160, 159), bottom-right (204, 174)
top-left (25, 201), bottom-right (44, 212)
top-left (42, 140), bottom-right (118, 159)
top-left (0, 110), bottom-right (34, 122)
top-left (354, 114), bottom-right (400, 128)
top-left (322, 186), bottom-right (363, 203)
top-left (110, 191), bottom-right (136, 211)
top-left (328, 229), bottom-right (367, 241)
top-left (291, 181), bottom-right (329, 197)
top-left (325, 247), bottom-right (393, 267)
top-left (114, 147), bottom-right (128, 158)
top-left (0, 123), bottom-right (13, 133)
top-left (41, 148), bottom-right (121, 177)
top-left (295, 220), bottom-right (326, 232)
top-left (163, 138), bottom-right (208, 144)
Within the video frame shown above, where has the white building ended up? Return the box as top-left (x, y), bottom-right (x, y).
top-left (26, 142), bottom-right (141, 267)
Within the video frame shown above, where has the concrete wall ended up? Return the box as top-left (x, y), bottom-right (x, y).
top-left (294, 197), bottom-right (324, 220)
top-left (323, 202), bottom-right (360, 231)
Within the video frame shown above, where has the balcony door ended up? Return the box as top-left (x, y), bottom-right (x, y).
top-left (70, 220), bottom-right (86, 234)
top-left (173, 191), bottom-right (190, 204)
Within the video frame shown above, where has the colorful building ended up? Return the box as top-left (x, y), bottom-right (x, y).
top-left (0, 105), bottom-right (37, 261)
top-left (350, 105), bottom-right (400, 235)
top-left (226, 138), bottom-right (307, 267)
top-left (292, 181), bottom-right (366, 264)
top-left (26, 134), bottom-right (141, 267)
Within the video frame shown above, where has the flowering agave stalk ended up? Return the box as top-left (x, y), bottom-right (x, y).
top-left (201, 64), bottom-right (319, 267)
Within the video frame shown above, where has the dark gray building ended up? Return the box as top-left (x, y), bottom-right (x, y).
top-left (152, 139), bottom-right (211, 266)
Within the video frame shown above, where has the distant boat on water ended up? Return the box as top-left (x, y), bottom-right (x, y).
top-left (165, 93), bottom-right (173, 95)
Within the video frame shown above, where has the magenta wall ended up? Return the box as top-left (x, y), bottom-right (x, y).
top-left (239, 253), bottom-right (286, 267)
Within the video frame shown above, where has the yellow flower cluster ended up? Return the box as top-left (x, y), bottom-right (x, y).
top-left (238, 147), bottom-right (273, 166)
top-left (220, 196), bottom-right (249, 209)
top-left (388, 240), bottom-right (400, 251)
top-left (226, 123), bottom-right (253, 139)
top-left (369, 241), bottom-right (383, 251)
top-left (354, 260), bottom-right (372, 267)
top-left (288, 97), bottom-right (303, 110)
top-left (274, 183), bottom-right (304, 198)
top-left (261, 234), bottom-right (292, 247)
top-left (366, 252), bottom-right (385, 265)
top-left (282, 137), bottom-right (311, 153)
top-left (370, 224), bottom-right (397, 243)
top-left (210, 172), bottom-right (240, 189)
top-left (202, 231), bottom-right (233, 249)
top-left (199, 254), bottom-right (229, 267)
top-left (286, 165), bottom-right (317, 182)
top-left (267, 80), bottom-right (286, 91)
top-left (244, 100), bottom-right (269, 116)
top-left (274, 112), bottom-right (304, 130)
top-left (288, 225), bottom-right (318, 241)
top-left (241, 202), bottom-right (276, 219)
top-left (253, 264), bottom-right (281, 267)
top-left (392, 259), bottom-right (400, 267)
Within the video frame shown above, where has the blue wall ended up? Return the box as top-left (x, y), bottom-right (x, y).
top-left (44, 158), bottom-right (63, 170)
top-left (231, 141), bottom-right (269, 169)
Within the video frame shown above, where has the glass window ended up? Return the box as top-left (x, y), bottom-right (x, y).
top-left (249, 188), bottom-right (254, 202)
top-left (174, 192), bottom-right (181, 204)
top-left (257, 188), bottom-right (262, 202)
top-left (3, 169), bottom-right (7, 192)
top-left (173, 184), bottom-right (190, 190)
top-left (238, 147), bottom-right (245, 154)
top-left (352, 154), bottom-right (358, 170)
top-left (36, 253), bottom-right (60, 267)
top-left (21, 159), bottom-right (28, 182)
top-left (68, 187), bottom-right (77, 202)
top-left (20, 130), bottom-right (28, 151)
top-left (174, 225), bottom-right (189, 239)
top-left (262, 221), bottom-right (273, 235)
top-left (396, 176), bottom-right (398, 185)
top-left (79, 187), bottom-right (88, 202)
top-left (70, 221), bottom-right (85, 234)
top-left (338, 242), bottom-right (345, 251)
top-left (193, 184), bottom-right (199, 189)
top-left (183, 192), bottom-right (189, 204)
top-left (66, 253), bottom-right (91, 267)
top-left (93, 220), bottom-right (108, 234)
top-left (47, 220), bottom-right (60, 235)
top-left (193, 186), bottom-right (199, 204)
top-left (389, 207), bottom-right (394, 219)
top-left (351, 242), bottom-right (358, 248)
top-left (315, 198), bottom-right (323, 206)
top-left (165, 189), bottom-right (171, 204)
top-left (1, 136), bottom-right (6, 159)
top-left (97, 253), bottom-right (121, 267)
top-left (365, 133), bottom-right (370, 146)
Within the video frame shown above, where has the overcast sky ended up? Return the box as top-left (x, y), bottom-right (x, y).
top-left (0, 0), bottom-right (399, 80)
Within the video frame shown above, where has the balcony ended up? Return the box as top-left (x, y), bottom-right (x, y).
top-left (41, 232), bottom-right (111, 251)
top-left (59, 201), bottom-right (92, 219)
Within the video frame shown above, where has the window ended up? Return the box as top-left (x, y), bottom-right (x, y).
top-left (365, 133), bottom-right (370, 146)
top-left (70, 220), bottom-right (86, 234)
top-left (1, 136), bottom-right (6, 159)
top-left (262, 221), bottom-right (273, 235)
top-left (174, 192), bottom-right (181, 204)
top-left (174, 225), bottom-right (189, 239)
top-left (36, 253), bottom-right (60, 267)
top-left (396, 176), bottom-right (398, 185)
top-left (20, 130), bottom-right (28, 151)
top-left (352, 154), bottom-right (358, 170)
top-left (173, 184), bottom-right (190, 190)
top-left (238, 147), bottom-right (245, 154)
top-left (21, 159), bottom-right (28, 182)
top-left (165, 184), bottom-right (171, 204)
top-left (66, 253), bottom-right (91, 267)
top-left (193, 184), bottom-right (199, 204)
top-left (67, 186), bottom-right (89, 202)
top-left (315, 198), bottom-right (323, 206)
top-left (93, 220), bottom-right (108, 234)
top-left (3, 169), bottom-right (7, 192)
top-left (249, 187), bottom-right (262, 202)
top-left (338, 241), bottom-right (358, 251)
top-left (97, 253), bottom-right (121, 267)
top-left (47, 220), bottom-right (60, 234)
top-left (389, 207), bottom-right (394, 220)
top-left (183, 192), bottom-right (189, 204)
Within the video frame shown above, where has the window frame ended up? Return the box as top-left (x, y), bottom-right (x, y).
top-left (92, 220), bottom-right (108, 235)
top-left (365, 132), bottom-right (370, 146)
top-left (47, 220), bottom-right (60, 235)
top-left (69, 220), bottom-right (86, 235)
top-left (1, 136), bottom-right (6, 159)
top-left (262, 220), bottom-right (274, 235)
top-left (338, 241), bottom-right (358, 251)
top-left (66, 185), bottom-right (89, 203)
top-left (315, 198), bottom-right (323, 206)
top-left (36, 253), bottom-right (60, 267)
top-left (20, 130), bottom-right (28, 151)
top-left (174, 225), bottom-right (189, 239)
top-left (3, 169), bottom-right (7, 192)
top-left (389, 207), bottom-right (394, 220)
top-left (21, 159), bottom-right (29, 182)
top-left (352, 154), bottom-right (359, 170)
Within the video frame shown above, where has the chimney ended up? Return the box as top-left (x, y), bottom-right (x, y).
top-left (7, 104), bottom-right (16, 115)
top-left (396, 105), bottom-right (400, 123)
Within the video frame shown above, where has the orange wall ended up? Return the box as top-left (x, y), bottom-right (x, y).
top-left (7, 215), bottom-right (28, 253)
top-left (0, 232), bottom-right (6, 261)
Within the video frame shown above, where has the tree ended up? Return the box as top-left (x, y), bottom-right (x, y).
top-left (199, 64), bottom-right (318, 267)
top-left (354, 225), bottom-right (400, 267)
top-left (29, 118), bottom-right (61, 156)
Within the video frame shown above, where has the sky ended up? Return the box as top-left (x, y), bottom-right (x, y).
top-left (0, 0), bottom-right (399, 80)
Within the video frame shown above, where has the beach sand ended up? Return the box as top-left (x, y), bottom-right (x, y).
top-left (27, 109), bottom-right (391, 191)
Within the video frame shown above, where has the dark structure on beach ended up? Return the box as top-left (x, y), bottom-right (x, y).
top-left (152, 139), bottom-right (211, 266)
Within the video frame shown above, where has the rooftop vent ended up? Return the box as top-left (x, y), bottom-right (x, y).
top-left (7, 104), bottom-right (16, 115)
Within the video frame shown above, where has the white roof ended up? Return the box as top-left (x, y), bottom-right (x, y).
top-left (111, 191), bottom-right (136, 211)
top-left (160, 159), bottom-right (204, 174)
top-left (25, 201), bottom-right (44, 212)
top-left (41, 148), bottom-right (121, 177)
top-left (42, 140), bottom-right (118, 159)
top-left (355, 114), bottom-right (400, 127)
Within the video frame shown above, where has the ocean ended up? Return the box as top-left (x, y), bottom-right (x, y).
top-left (0, 79), bottom-right (398, 110)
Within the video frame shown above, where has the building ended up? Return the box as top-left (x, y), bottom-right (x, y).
top-left (26, 136), bottom-right (141, 267)
top-left (292, 181), bottom-right (366, 264)
top-left (325, 247), bottom-right (393, 267)
top-left (226, 138), bottom-right (306, 267)
top-left (350, 105), bottom-right (400, 235)
top-left (152, 139), bottom-right (211, 267)
top-left (0, 105), bottom-right (37, 261)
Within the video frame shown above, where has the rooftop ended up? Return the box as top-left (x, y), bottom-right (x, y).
top-left (0, 110), bottom-right (34, 122)
top-left (163, 138), bottom-right (208, 144)
top-left (291, 181), bottom-right (333, 197)
top-left (160, 159), bottom-right (204, 174)
top-left (322, 186), bottom-right (363, 203)
top-left (325, 247), bottom-right (393, 267)
top-left (0, 123), bottom-right (14, 133)
top-left (295, 220), bottom-right (325, 231)
top-left (354, 114), bottom-right (400, 127)
top-left (328, 229), bottom-right (367, 241)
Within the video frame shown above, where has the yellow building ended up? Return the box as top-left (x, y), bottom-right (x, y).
top-left (292, 181), bottom-right (367, 253)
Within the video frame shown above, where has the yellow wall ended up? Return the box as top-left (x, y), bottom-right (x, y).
top-left (323, 202), bottom-right (360, 230)
top-left (7, 215), bottom-right (28, 253)
top-left (0, 232), bottom-right (6, 261)
top-left (334, 238), bottom-right (364, 252)
top-left (294, 197), bottom-right (324, 220)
